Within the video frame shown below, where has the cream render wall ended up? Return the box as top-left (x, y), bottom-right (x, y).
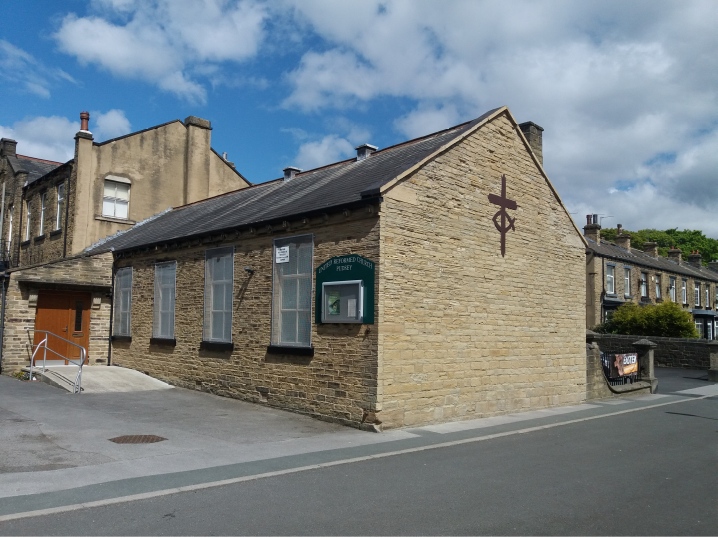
top-left (376, 111), bottom-right (587, 429)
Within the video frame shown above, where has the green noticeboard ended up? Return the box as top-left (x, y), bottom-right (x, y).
top-left (315, 254), bottom-right (375, 324)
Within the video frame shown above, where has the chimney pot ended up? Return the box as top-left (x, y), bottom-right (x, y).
top-left (592, 214), bottom-right (598, 224)
top-left (355, 143), bottom-right (378, 161)
top-left (615, 224), bottom-right (631, 252)
top-left (222, 152), bottom-right (227, 160)
top-left (518, 121), bottom-right (544, 166)
top-left (283, 166), bottom-right (301, 182)
top-left (80, 111), bottom-right (90, 132)
top-left (583, 213), bottom-right (601, 243)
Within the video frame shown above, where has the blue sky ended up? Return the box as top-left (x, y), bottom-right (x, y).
top-left (2, 0), bottom-right (717, 235)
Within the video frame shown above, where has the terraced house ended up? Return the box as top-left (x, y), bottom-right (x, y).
top-left (584, 216), bottom-right (718, 338)
top-left (0, 113), bottom-right (249, 374)
top-left (79, 106), bottom-right (588, 430)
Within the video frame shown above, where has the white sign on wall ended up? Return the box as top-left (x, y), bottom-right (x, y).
top-left (275, 246), bottom-right (289, 263)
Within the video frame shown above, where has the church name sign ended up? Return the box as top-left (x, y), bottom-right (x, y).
top-left (315, 255), bottom-right (375, 324)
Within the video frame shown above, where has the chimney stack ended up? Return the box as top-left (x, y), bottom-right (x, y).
top-left (643, 242), bottom-right (658, 258)
top-left (0, 138), bottom-right (17, 157)
top-left (80, 111), bottom-right (90, 132)
top-left (583, 214), bottom-right (601, 243)
top-left (283, 166), bottom-right (301, 182)
top-left (688, 250), bottom-right (703, 268)
top-left (355, 143), bottom-right (378, 162)
top-left (667, 246), bottom-right (682, 264)
top-left (615, 224), bottom-right (631, 252)
top-left (707, 260), bottom-right (718, 273)
top-left (519, 121), bottom-right (544, 166)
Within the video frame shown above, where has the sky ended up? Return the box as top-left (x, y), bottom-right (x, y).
top-left (1, 0), bottom-right (717, 235)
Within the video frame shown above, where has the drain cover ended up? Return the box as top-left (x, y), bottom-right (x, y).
top-left (109, 435), bottom-right (167, 444)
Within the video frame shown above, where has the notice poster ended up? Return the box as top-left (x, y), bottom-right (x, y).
top-left (347, 298), bottom-right (357, 318)
top-left (328, 291), bottom-right (341, 315)
top-left (618, 353), bottom-right (638, 375)
top-left (275, 246), bottom-right (289, 263)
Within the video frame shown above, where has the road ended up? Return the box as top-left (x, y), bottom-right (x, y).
top-left (1, 369), bottom-right (716, 535)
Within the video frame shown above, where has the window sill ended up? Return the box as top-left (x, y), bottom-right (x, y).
top-left (200, 340), bottom-right (233, 352)
top-left (34, 234), bottom-right (45, 241)
top-left (150, 337), bottom-right (176, 346)
top-left (20, 240), bottom-right (30, 247)
top-left (95, 215), bottom-right (136, 225)
top-left (624, 295), bottom-right (634, 299)
top-left (112, 335), bottom-right (132, 342)
top-left (50, 229), bottom-right (62, 237)
top-left (267, 345), bottom-right (314, 357)
top-left (605, 293), bottom-right (617, 298)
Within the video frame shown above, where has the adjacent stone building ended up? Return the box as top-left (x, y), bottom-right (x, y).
top-left (83, 106), bottom-right (587, 430)
top-left (583, 216), bottom-right (718, 338)
top-left (0, 113), bottom-right (250, 372)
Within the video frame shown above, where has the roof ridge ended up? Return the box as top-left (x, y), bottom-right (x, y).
top-left (93, 119), bottom-right (184, 147)
top-left (15, 154), bottom-right (63, 165)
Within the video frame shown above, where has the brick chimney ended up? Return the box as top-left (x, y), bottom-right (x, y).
top-left (519, 121), bottom-right (544, 166)
top-left (583, 214), bottom-right (601, 243)
top-left (643, 242), bottom-right (658, 258)
top-left (615, 224), bottom-right (631, 252)
top-left (667, 246), bottom-right (682, 264)
top-left (687, 250), bottom-right (703, 268)
top-left (0, 138), bottom-right (17, 157)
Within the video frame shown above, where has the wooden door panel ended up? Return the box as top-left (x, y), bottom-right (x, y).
top-left (34, 293), bottom-right (69, 363)
top-left (67, 293), bottom-right (91, 363)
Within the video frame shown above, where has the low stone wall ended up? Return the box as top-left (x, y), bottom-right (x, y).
top-left (585, 339), bottom-right (651, 400)
top-left (593, 334), bottom-right (718, 370)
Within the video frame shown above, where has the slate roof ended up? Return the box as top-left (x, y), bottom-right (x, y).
top-left (87, 108), bottom-right (500, 255)
top-left (8, 155), bottom-right (65, 185)
top-left (586, 238), bottom-right (718, 282)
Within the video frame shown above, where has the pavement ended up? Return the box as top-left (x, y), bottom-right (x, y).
top-left (0, 366), bottom-right (716, 528)
top-left (26, 365), bottom-right (173, 393)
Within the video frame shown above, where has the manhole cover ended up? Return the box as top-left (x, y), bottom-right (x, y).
top-left (109, 435), bottom-right (167, 444)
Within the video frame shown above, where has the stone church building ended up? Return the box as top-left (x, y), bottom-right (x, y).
top-left (75, 106), bottom-right (588, 430)
top-left (0, 113), bottom-right (249, 373)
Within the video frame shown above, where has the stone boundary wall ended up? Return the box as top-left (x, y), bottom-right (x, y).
top-left (593, 334), bottom-right (718, 369)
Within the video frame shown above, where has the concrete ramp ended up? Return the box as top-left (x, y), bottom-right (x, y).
top-left (25, 366), bottom-right (172, 394)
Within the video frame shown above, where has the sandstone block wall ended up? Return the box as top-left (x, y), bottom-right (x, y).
top-left (110, 214), bottom-right (380, 428)
top-left (377, 111), bottom-right (587, 429)
top-left (1, 252), bottom-right (113, 373)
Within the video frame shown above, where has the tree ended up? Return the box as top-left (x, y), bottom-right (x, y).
top-left (594, 301), bottom-right (698, 338)
top-left (600, 227), bottom-right (718, 264)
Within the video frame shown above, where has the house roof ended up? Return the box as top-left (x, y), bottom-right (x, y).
top-left (87, 108), bottom-right (502, 255)
top-left (8, 154), bottom-right (65, 185)
top-left (586, 238), bottom-right (718, 282)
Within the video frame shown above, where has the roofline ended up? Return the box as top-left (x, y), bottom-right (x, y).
top-left (93, 119), bottom-right (184, 146)
top-left (104, 194), bottom-right (383, 256)
top-left (15, 154), bottom-right (64, 165)
top-left (21, 160), bottom-right (74, 190)
top-left (209, 147), bottom-right (252, 187)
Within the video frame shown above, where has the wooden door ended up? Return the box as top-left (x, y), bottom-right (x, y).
top-left (33, 291), bottom-right (91, 365)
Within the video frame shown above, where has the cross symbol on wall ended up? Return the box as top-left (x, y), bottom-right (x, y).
top-left (487, 174), bottom-right (517, 257)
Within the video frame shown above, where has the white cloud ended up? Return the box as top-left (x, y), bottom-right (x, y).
top-left (282, 0), bottom-right (718, 235)
top-left (294, 135), bottom-right (354, 170)
top-left (0, 116), bottom-right (79, 162)
top-left (0, 40), bottom-right (76, 98)
top-left (54, 0), bottom-right (268, 103)
top-left (92, 109), bottom-right (131, 141)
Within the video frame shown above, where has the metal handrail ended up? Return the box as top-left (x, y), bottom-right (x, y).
top-left (29, 330), bottom-right (87, 394)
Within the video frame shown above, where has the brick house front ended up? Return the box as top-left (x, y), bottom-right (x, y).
top-left (90, 106), bottom-right (588, 430)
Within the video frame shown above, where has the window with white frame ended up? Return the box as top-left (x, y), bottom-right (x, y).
top-left (682, 279), bottom-right (687, 304)
top-left (695, 319), bottom-right (703, 338)
top-left (102, 179), bottom-right (130, 219)
top-left (153, 261), bottom-right (176, 339)
top-left (669, 277), bottom-right (676, 302)
top-left (272, 234), bottom-right (313, 347)
top-left (606, 265), bottom-right (615, 294)
top-left (707, 320), bottom-right (713, 340)
top-left (640, 272), bottom-right (648, 298)
top-left (113, 267), bottom-right (133, 336)
top-left (655, 274), bottom-right (661, 299)
top-left (204, 247), bottom-right (233, 343)
top-left (24, 202), bottom-right (31, 241)
top-left (624, 268), bottom-right (631, 297)
top-left (695, 282), bottom-right (701, 307)
top-left (39, 192), bottom-right (46, 235)
top-left (7, 205), bottom-right (13, 249)
top-left (55, 184), bottom-right (65, 230)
